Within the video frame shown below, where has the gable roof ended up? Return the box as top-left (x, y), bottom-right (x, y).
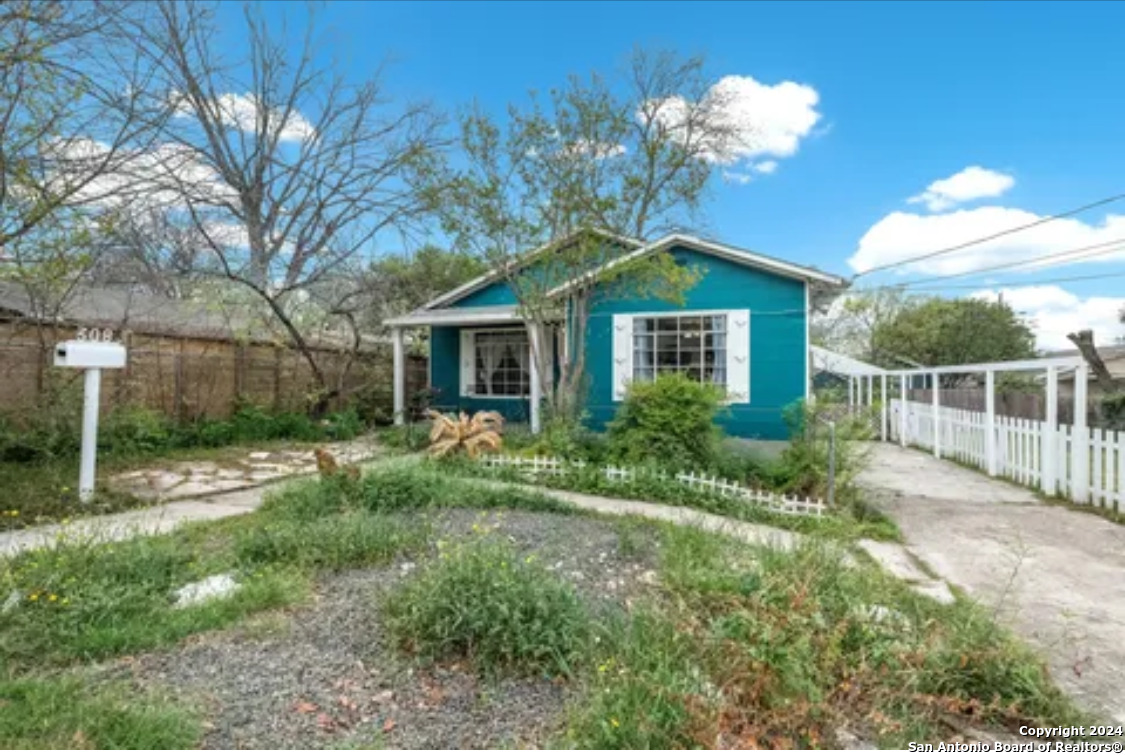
top-left (418, 227), bottom-right (644, 311)
top-left (545, 233), bottom-right (846, 298)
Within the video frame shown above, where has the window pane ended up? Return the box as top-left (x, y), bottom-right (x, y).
top-left (656, 317), bottom-right (678, 332)
top-left (708, 315), bottom-right (727, 332)
top-left (472, 330), bottom-right (530, 397)
top-left (634, 318), bottom-right (652, 334)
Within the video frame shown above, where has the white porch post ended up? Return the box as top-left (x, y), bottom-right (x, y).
top-left (931, 371), bottom-right (941, 458)
top-left (392, 326), bottom-right (405, 426)
top-left (527, 323), bottom-right (542, 435)
top-left (880, 373), bottom-right (888, 442)
top-left (899, 374), bottom-right (907, 447)
top-left (985, 369), bottom-right (997, 476)
top-left (848, 376), bottom-right (854, 409)
top-left (1072, 363), bottom-right (1089, 503)
top-left (1042, 365), bottom-right (1059, 496)
top-left (867, 374), bottom-right (874, 408)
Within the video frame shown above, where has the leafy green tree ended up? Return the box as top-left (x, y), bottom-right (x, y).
top-left (872, 297), bottom-right (1036, 370)
top-left (366, 245), bottom-right (488, 327)
top-left (434, 49), bottom-right (744, 420)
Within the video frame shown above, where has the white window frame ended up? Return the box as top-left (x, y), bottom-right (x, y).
top-left (460, 327), bottom-right (531, 400)
top-left (612, 308), bottom-right (750, 404)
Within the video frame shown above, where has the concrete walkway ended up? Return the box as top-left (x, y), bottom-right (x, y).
top-left (858, 442), bottom-right (1125, 724)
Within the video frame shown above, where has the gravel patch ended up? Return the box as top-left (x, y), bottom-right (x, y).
top-left (93, 508), bottom-right (664, 749)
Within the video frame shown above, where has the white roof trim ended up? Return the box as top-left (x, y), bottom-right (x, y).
top-left (416, 228), bottom-right (644, 311)
top-left (811, 345), bottom-right (885, 377)
top-left (545, 233), bottom-right (846, 298)
top-left (384, 305), bottom-right (522, 328)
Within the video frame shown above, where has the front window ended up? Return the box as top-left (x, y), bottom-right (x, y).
top-left (633, 314), bottom-right (727, 387)
top-left (473, 330), bottom-right (530, 397)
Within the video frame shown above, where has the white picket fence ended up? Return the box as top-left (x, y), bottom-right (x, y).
top-left (478, 454), bottom-right (826, 517)
top-left (889, 399), bottom-right (1125, 510)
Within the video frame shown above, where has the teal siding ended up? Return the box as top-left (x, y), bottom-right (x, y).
top-left (449, 280), bottom-right (518, 308)
top-left (582, 246), bottom-right (807, 440)
top-left (429, 326), bottom-right (530, 422)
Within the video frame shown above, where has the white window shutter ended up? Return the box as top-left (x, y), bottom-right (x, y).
top-left (460, 330), bottom-right (474, 396)
top-left (727, 309), bottom-right (750, 403)
top-left (612, 314), bottom-right (633, 401)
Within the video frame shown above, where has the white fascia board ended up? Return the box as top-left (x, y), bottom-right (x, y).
top-left (888, 355), bottom-right (1087, 376)
top-left (383, 307), bottom-right (521, 327)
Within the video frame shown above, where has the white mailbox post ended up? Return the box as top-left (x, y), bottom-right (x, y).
top-left (54, 340), bottom-right (127, 503)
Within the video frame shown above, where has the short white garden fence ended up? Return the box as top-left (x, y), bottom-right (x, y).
top-left (478, 454), bottom-right (826, 517)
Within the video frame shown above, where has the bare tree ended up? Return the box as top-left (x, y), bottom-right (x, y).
top-left (0, 0), bottom-right (167, 362)
top-left (436, 49), bottom-right (747, 420)
top-left (131, 0), bottom-right (444, 412)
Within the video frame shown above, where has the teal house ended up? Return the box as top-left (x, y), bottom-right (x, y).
top-left (386, 230), bottom-right (845, 440)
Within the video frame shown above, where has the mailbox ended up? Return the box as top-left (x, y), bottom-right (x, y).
top-left (54, 340), bottom-right (127, 369)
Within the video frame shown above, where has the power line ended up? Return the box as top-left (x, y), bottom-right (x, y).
top-left (853, 191), bottom-right (1125, 278)
top-left (855, 236), bottom-right (1125, 292)
top-left (904, 268), bottom-right (1125, 292)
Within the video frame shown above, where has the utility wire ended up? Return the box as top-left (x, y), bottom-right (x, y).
top-left (904, 268), bottom-right (1125, 292)
top-left (853, 236), bottom-right (1125, 292)
top-left (853, 191), bottom-right (1125, 278)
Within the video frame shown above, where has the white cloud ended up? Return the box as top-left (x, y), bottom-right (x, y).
top-left (650, 74), bottom-right (821, 179)
top-left (848, 206), bottom-right (1125, 276)
top-left (908, 166), bottom-right (1015, 212)
top-left (968, 285), bottom-right (1125, 351)
top-left (753, 160), bottom-right (779, 175)
top-left (563, 139), bottom-right (627, 159)
top-left (172, 92), bottom-right (316, 143)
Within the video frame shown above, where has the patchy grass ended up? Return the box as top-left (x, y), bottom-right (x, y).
top-left (0, 674), bottom-right (201, 748)
top-left (384, 536), bottom-right (589, 678)
top-left (0, 466), bottom-right (1082, 748)
top-left (560, 525), bottom-right (1082, 749)
top-left (440, 457), bottom-right (900, 542)
top-left (0, 438), bottom-right (366, 533)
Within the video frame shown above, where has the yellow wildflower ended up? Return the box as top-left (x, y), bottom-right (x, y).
top-left (48, 594), bottom-right (58, 602)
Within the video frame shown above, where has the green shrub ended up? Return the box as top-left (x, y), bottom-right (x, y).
top-left (323, 408), bottom-right (363, 440)
top-left (607, 373), bottom-right (723, 470)
top-left (375, 423), bottom-right (430, 452)
top-left (0, 675), bottom-right (201, 748)
top-left (775, 399), bottom-right (872, 501)
top-left (384, 537), bottom-right (588, 677)
top-left (101, 408), bottom-right (174, 456)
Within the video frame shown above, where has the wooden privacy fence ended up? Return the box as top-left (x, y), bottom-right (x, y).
top-left (890, 399), bottom-right (1124, 510)
top-left (0, 324), bottom-right (427, 421)
top-left (478, 453), bottom-right (827, 517)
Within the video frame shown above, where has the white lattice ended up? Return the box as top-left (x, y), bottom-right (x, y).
top-left (478, 454), bottom-right (825, 517)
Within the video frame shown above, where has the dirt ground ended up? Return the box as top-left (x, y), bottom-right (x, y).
top-left (858, 442), bottom-right (1125, 726)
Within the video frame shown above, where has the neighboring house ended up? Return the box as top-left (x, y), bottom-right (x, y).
top-left (1042, 345), bottom-right (1125, 401)
top-left (386, 230), bottom-right (846, 440)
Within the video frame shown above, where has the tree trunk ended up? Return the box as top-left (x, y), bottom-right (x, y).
top-left (1066, 329), bottom-right (1122, 393)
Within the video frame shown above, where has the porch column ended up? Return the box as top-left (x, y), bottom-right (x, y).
top-left (867, 374), bottom-right (874, 408)
top-left (899, 375), bottom-right (907, 447)
top-left (880, 373), bottom-right (887, 442)
top-left (985, 369), bottom-right (997, 476)
top-left (527, 323), bottom-right (542, 435)
top-left (848, 376), bottom-right (854, 409)
top-left (1072, 363), bottom-right (1089, 503)
top-left (931, 371), bottom-right (941, 459)
top-left (1042, 365), bottom-right (1058, 495)
top-left (392, 326), bottom-right (405, 426)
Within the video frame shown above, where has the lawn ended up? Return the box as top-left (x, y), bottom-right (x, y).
top-left (0, 465), bottom-right (1084, 749)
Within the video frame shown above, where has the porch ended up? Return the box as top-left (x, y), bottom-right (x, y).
top-left (384, 305), bottom-right (554, 434)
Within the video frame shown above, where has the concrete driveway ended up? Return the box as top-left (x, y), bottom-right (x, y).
top-left (858, 443), bottom-right (1125, 725)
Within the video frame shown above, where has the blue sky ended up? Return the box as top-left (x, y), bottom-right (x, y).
top-left (219, 1), bottom-right (1125, 349)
